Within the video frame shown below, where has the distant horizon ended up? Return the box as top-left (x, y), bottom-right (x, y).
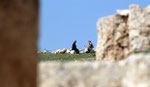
top-left (39, 0), bottom-right (150, 51)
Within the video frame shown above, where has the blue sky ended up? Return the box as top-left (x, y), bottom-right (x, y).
top-left (39, 0), bottom-right (149, 51)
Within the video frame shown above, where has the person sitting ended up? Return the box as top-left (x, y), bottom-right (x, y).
top-left (86, 40), bottom-right (94, 53)
top-left (71, 40), bottom-right (79, 54)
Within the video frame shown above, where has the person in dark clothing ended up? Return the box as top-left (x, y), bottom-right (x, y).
top-left (88, 40), bottom-right (94, 48)
top-left (86, 40), bottom-right (94, 53)
top-left (72, 40), bottom-right (79, 54)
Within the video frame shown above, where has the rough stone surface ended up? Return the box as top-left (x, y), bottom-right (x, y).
top-left (38, 53), bottom-right (150, 87)
top-left (129, 5), bottom-right (150, 52)
top-left (121, 53), bottom-right (150, 87)
top-left (0, 0), bottom-right (38, 87)
top-left (117, 9), bottom-right (129, 16)
top-left (96, 14), bottom-right (129, 61)
top-left (96, 4), bottom-right (150, 61)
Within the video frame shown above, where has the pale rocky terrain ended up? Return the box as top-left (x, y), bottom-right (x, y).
top-left (96, 4), bottom-right (150, 61)
top-left (38, 4), bottom-right (150, 87)
top-left (38, 53), bottom-right (150, 87)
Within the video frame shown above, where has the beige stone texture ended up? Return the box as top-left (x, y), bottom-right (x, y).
top-left (38, 53), bottom-right (150, 87)
top-left (96, 14), bottom-right (129, 61)
top-left (129, 5), bottom-right (150, 52)
top-left (96, 4), bottom-right (150, 61)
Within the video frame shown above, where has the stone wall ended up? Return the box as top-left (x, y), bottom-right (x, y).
top-left (38, 53), bottom-right (150, 87)
top-left (96, 5), bottom-right (150, 61)
top-left (0, 0), bottom-right (38, 87)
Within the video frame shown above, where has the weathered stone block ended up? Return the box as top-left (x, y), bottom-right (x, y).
top-left (38, 53), bottom-right (150, 87)
top-left (96, 14), bottom-right (129, 61)
top-left (96, 5), bottom-right (150, 61)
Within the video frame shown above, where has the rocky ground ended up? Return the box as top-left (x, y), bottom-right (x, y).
top-left (38, 53), bottom-right (150, 87)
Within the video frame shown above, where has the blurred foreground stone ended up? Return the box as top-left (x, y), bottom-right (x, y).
top-left (38, 53), bottom-right (150, 87)
top-left (0, 0), bottom-right (38, 87)
top-left (96, 4), bottom-right (150, 61)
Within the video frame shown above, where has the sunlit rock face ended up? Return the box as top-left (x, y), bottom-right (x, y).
top-left (96, 4), bottom-right (150, 61)
top-left (96, 13), bottom-right (129, 61)
top-left (129, 5), bottom-right (150, 52)
top-left (38, 53), bottom-right (150, 87)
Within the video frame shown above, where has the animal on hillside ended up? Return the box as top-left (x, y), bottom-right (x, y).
top-left (43, 49), bottom-right (48, 53)
top-left (52, 48), bottom-right (67, 54)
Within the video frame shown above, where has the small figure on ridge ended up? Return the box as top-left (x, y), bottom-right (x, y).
top-left (85, 40), bottom-right (94, 53)
top-left (71, 40), bottom-right (79, 54)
